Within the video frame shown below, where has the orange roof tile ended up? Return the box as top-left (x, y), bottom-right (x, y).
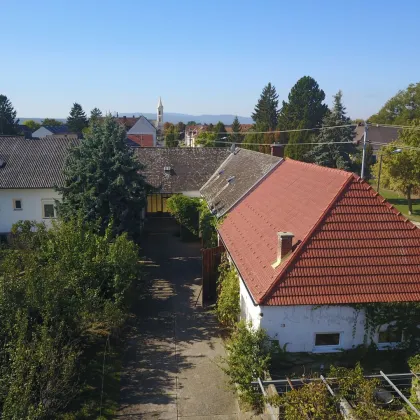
top-left (218, 159), bottom-right (420, 306)
top-left (127, 134), bottom-right (154, 147)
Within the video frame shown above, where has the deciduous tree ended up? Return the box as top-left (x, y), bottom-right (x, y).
top-left (23, 119), bottom-right (41, 131)
top-left (0, 94), bottom-right (19, 135)
top-left (67, 102), bottom-right (88, 133)
top-left (57, 116), bottom-right (147, 237)
top-left (214, 121), bottom-right (227, 146)
top-left (369, 82), bottom-right (420, 125)
top-left (164, 124), bottom-right (179, 147)
top-left (196, 131), bottom-right (217, 147)
top-left (41, 118), bottom-right (63, 127)
top-left (373, 120), bottom-right (420, 214)
top-left (305, 91), bottom-right (358, 170)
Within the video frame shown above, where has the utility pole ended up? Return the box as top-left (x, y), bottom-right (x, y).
top-left (360, 122), bottom-right (368, 179)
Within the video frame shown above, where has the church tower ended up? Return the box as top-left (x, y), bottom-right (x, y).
top-left (157, 97), bottom-right (163, 131)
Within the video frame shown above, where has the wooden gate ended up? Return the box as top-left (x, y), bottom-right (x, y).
top-left (201, 245), bottom-right (225, 304)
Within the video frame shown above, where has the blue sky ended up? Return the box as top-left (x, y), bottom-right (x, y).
top-left (1, 0), bottom-right (419, 120)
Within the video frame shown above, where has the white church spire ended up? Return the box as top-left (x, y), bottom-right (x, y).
top-left (157, 97), bottom-right (163, 131)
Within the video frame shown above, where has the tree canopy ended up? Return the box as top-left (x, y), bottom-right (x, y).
top-left (57, 116), bottom-right (147, 238)
top-left (164, 123), bottom-right (179, 147)
top-left (214, 121), bottom-right (228, 146)
top-left (251, 82), bottom-right (279, 131)
top-left (23, 119), bottom-right (41, 131)
top-left (305, 91), bottom-right (358, 170)
top-left (0, 94), bottom-right (19, 135)
top-left (67, 102), bottom-right (88, 133)
top-left (89, 107), bottom-right (102, 123)
top-left (41, 118), bottom-right (63, 127)
top-left (369, 82), bottom-right (420, 125)
top-left (373, 120), bottom-right (420, 214)
top-left (279, 76), bottom-right (328, 158)
top-left (196, 131), bottom-right (217, 147)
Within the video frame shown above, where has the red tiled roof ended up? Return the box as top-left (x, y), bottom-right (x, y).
top-left (127, 134), bottom-right (154, 147)
top-left (218, 159), bottom-right (420, 306)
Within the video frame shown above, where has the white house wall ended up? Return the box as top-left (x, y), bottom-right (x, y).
top-left (238, 270), bottom-right (368, 352)
top-left (260, 305), bottom-right (367, 353)
top-left (0, 188), bottom-right (61, 232)
top-left (31, 127), bottom-right (53, 138)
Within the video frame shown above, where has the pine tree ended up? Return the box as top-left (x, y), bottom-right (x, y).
top-left (57, 116), bottom-right (147, 238)
top-left (231, 116), bottom-right (243, 144)
top-left (284, 121), bottom-right (314, 160)
top-left (67, 103), bottom-right (88, 133)
top-left (0, 94), bottom-right (19, 135)
top-left (278, 76), bottom-right (328, 149)
top-left (214, 121), bottom-right (227, 147)
top-left (90, 107), bottom-right (102, 123)
top-left (305, 91), bottom-right (358, 171)
top-left (251, 83), bottom-right (279, 131)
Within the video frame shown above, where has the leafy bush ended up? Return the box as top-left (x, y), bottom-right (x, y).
top-left (223, 321), bottom-right (271, 408)
top-left (0, 218), bottom-right (141, 418)
top-left (215, 255), bottom-right (240, 328)
top-left (199, 202), bottom-right (218, 248)
top-left (166, 195), bottom-right (200, 235)
top-left (270, 382), bottom-right (340, 420)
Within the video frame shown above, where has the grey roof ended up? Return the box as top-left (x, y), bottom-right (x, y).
top-left (200, 148), bottom-right (282, 217)
top-left (0, 136), bottom-right (77, 188)
top-left (44, 125), bottom-right (71, 134)
top-left (355, 125), bottom-right (400, 151)
top-left (133, 147), bottom-right (231, 193)
top-left (128, 115), bottom-right (156, 135)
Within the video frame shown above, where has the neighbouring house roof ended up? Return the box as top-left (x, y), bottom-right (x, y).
top-left (134, 147), bottom-right (230, 193)
top-left (115, 117), bottom-right (139, 130)
top-left (128, 115), bottom-right (157, 135)
top-left (44, 125), bottom-right (72, 134)
top-left (200, 148), bottom-right (282, 217)
top-left (219, 159), bottom-right (420, 306)
top-left (0, 136), bottom-right (77, 188)
top-left (127, 134), bottom-right (155, 147)
top-left (354, 124), bottom-right (400, 151)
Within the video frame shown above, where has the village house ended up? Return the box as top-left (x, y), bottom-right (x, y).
top-left (0, 136), bottom-right (76, 234)
top-left (32, 124), bottom-right (74, 138)
top-left (206, 157), bottom-right (420, 353)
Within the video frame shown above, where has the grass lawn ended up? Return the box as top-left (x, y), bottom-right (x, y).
top-left (369, 181), bottom-right (420, 222)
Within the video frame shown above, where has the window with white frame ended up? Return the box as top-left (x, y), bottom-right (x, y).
top-left (13, 199), bottom-right (22, 210)
top-left (42, 200), bottom-right (56, 219)
top-left (314, 332), bottom-right (341, 350)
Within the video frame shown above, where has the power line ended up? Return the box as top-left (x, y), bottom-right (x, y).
top-left (370, 123), bottom-right (420, 130)
top-left (200, 140), bottom-right (357, 147)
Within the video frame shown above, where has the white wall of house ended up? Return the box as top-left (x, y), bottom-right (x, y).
top-left (31, 127), bottom-right (53, 138)
top-left (238, 273), bottom-right (370, 353)
top-left (0, 188), bottom-right (61, 233)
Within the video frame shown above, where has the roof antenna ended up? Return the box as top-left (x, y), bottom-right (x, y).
top-left (230, 143), bottom-right (236, 153)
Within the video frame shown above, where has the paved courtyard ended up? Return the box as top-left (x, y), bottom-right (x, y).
top-left (116, 218), bottom-right (242, 419)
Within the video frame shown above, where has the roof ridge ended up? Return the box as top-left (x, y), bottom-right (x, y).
top-left (285, 158), bottom-right (355, 177)
top-left (259, 171), bottom-right (354, 304)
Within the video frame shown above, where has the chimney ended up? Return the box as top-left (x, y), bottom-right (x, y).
top-left (277, 232), bottom-right (294, 261)
top-left (271, 143), bottom-right (284, 158)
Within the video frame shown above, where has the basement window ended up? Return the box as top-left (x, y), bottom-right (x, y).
top-left (13, 199), bottom-right (22, 210)
top-left (313, 332), bottom-right (341, 352)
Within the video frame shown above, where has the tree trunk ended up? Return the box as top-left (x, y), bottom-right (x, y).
top-left (407, 186), bottom-right (413, 215)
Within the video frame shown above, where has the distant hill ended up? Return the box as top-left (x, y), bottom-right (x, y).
top-left (19, 113), bottom-right (253, 125)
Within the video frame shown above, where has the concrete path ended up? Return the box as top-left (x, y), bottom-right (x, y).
top-left (116, 219), bottom-right (242, 419)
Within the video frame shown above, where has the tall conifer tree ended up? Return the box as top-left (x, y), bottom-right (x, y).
top-left (251, 83), bottom-right (279, 131)
top-left (67, 103), bottom-right (88, 133)
top-left (0, 94), bottom-right (19, 135)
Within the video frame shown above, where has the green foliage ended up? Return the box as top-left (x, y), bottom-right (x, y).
top-left (231, 116), bottom-right (243, 144)
top-left (176, 121), bottom-right (186, 140)
top-left (196, 131), bottom-right (217, 147)
top-left (186, 120), bottom-right (198, 125)
top-left (369, 82), bottom-right (420, 125)
top-left (214, 121), bottom-right (227, 146)
top-left (166, 195), bottom-right (200, 235)
top-left (215, 255), bottom-right (240, 328)
top-left (0, 218), bottom-right (141, 418)
top-left (305, 91), bottom-right (358, 170)
top-left (372, 121), bottom-right (420, 214)
top-left (270, 382), bottom-right (339, 419)
top-left (252, 82), bottom-right (279, 131)
top-left (67, 102), bottom-right (88, 133)
top-left (23, 119), bottom-right (41, 132)
top-left (41, 118), bottom-right (63, 127)
top-left (0, 94), bottom-right (19, 135)
top-left (284, 121), bottom-right (314, 161)
top-left (199, 202), bottom-right (218, 248)
top-left (57, 115), bottom-right (147, 238)
top-left (90, 107), bottom-right (103, 124)
top-left (278, 76), bottom-right (328, 145)
top-left (164, 123), bottom-right (179, 147)
top-left (223, 321), bottom-right (271, 408)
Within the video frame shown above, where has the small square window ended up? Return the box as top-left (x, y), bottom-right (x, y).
top-left (13, 199), bottom-right (22, 210)
top-left (315, 333), bottom-right (340, 347)
top-left (378, 327), bottom-right (402, 344)
top-left (43, 203), bottom-right (56, 219)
